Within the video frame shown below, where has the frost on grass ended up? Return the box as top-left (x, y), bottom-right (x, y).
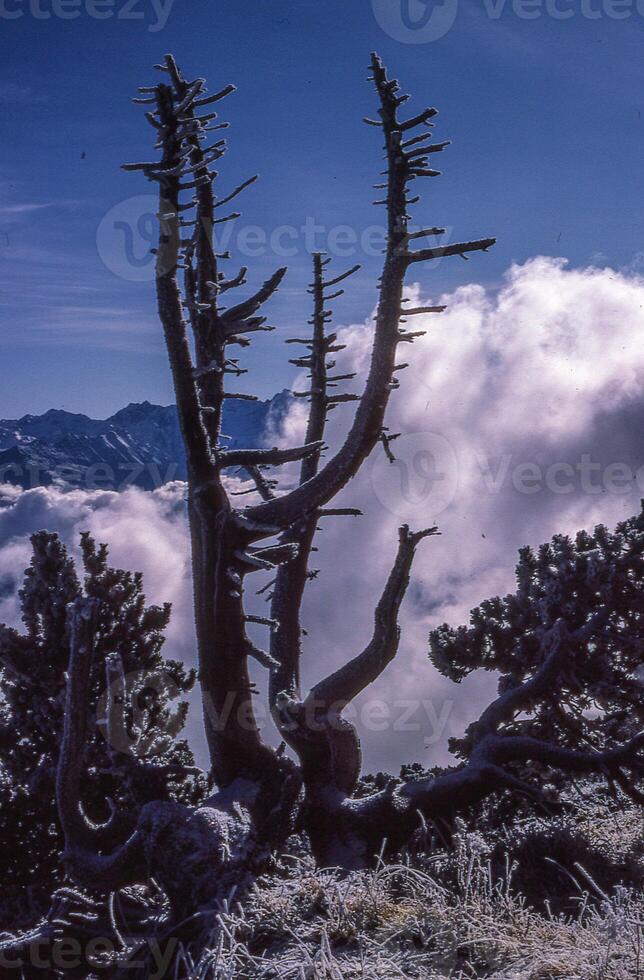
top-left (189, 787), bottom-right (643, 980)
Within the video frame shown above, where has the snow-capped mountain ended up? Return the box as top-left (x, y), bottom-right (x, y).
top-left (0, 392), bottom-right (293, 491)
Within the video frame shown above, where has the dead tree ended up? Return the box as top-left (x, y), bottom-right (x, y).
top-left (49, 52), bottom-right (643, 945)
top-left (121, 51), bottom-right (494, 795)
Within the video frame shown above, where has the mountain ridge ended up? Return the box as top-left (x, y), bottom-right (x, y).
top-left (0, 392), bottom-right (292, 492)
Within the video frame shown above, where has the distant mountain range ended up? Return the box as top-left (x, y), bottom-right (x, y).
top-left (0, 392), bottom-right (292, 491)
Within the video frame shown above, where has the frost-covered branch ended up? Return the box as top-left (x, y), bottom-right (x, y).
top-left (243, 54), bottom-right (495, 530)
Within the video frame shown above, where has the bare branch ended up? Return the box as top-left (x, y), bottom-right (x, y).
top-left (57, 599), bottom-right (102, 851)
top-left (193, 83), bottom-right (237, 107)
top-left (219, 441), bottom-right (325, 468)
top-left (221, 268), bottom-right (287, 333)
top-left (407, 238), bottom-right (496, 265)
top-left (218, 266), bottom-right (248, 292)
top-left (318, 508), bottom-right (363, 518)
top-left (472, 608), bottom-right (611, 743)
top-left (244, 464), bottom-right (276, 502)
top-left (480, 731), bottom-right (644, 774)
top-left (243, 55), bottom-right (413, 528)
top-left (215, 175), bottom-right (258, 209)
top-left (322, 264), bottom-right (362, 289)
top-left (243, 56), bottom-right (494, 530)
top-left (398, 107), bottom-right (438, 132)
top-left (307, 526), bottom-right (438, 713)
top-left (128, 51), bottom-right (495, 790)
top-left (57, 599), bottom-right (146, 891)
top-left (406, 226), bottom-right (446, 240)
top-left (401, 305), bottom-right (446, 316)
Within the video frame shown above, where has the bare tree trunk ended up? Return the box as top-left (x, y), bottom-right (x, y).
top-left (118, 50), bottom-right (497, 869)
top-left (127, 53), bottom-right (494, 799)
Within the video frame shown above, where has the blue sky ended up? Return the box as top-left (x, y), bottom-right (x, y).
top-left (1, 0), bottom-right (644, 417)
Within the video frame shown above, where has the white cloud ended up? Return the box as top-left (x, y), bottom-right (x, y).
top-left (2, 257), bottom-right (643, 776)
top-left (0, 479), bottom-right (238, 767)
top-left (0, 482), bottom-right (191, 646)
top-left (269, 256), bottom-right (644, 772)
top-left (0, 202), bottom-right (82, 216)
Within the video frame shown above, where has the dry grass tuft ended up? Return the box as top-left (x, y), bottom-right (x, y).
top-left (187, 792), bottom-right (643, 979)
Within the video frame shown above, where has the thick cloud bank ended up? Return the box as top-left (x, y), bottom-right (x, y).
top-left (0, 481), bottom-right (191, 641)
top-left (269, 256), bottom-right (644, 771)
top-left (0, 480), bottom-right (210, 758)
top-left (2, 257), bottom-right (643, 773)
